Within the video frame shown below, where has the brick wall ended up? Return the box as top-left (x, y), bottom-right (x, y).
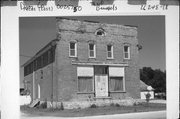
top-left (55, 18), bottom-right (140, 101)
top-left (24, 62), bottom-right (57, 102)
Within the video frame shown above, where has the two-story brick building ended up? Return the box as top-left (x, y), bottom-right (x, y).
top-left (23, 17), bottom-right (141, 109)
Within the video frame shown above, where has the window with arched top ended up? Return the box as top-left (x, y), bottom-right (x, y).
top-left (123, 44), bottom-right (131, 59)
top-left (107, 45), bottom-right (114, 59)
top-left (95, 28), bottom-right (105, 36)
top-left (89, 43), bottom-right (96, 58)
top-left (69, 41), bottom-right (77, 57)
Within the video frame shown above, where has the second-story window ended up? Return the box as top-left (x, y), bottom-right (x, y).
top-left (89, 44), bottom-right (96, 58)
top-left (107, 45), bottom-right (113, 59)
top-left (124, 45), bottom-right (130, 59)
top-left (69, 42), bottom-right (77, 57)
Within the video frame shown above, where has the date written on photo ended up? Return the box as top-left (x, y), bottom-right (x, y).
top-left (140, 4), bottom-right (168, 10)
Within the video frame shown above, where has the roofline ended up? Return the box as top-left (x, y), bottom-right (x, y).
top-left (22, 39), bottom-right (59, 67)
top-left (56, 17), bottom-right (137, 29)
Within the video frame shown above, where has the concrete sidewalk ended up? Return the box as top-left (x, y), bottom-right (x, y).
top-left (21, 110), bottom-right (166, 119)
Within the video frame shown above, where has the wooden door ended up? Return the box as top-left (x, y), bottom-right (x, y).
top-left (95, 75), bottom-right (108, 97)
top-left (94, 66), bottom-right (108, 97)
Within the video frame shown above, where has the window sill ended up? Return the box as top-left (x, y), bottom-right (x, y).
top-left (77, 92), bottom-right (95, 94)
top-left (69, 56), bottom-right (77, 58)
top-left (94, 96), bottom-right (112, 99)
top-left (107, 58), bottom-right (114, 60)
top-left (89, 57), bottom-right (96, 59)
top-left (123, 58), bottom-right (130, 60)
top-left (109, 91), bottom-right (126, 93)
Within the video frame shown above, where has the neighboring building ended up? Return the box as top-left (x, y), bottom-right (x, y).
top-left (23, 18), bottom-right (141, 108)
top-left (140, 80), bottom-right (154, 99)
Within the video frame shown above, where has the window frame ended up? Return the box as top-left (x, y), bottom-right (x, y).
top-left (109, 76), bottom-right (125, 92)
top-left (88, 43), bottom-right (96, 58)
top-left (77, 76), bottom-right (94, 93)
top-left (123, 45), bottom-right (130, 59)
top-left (95, 28), bottom-right (105, 36)
top-left (107, 45), bottom-right (114, 59)
top-left (109, 67), bottom-right (126, 92)
top-left (77, 66), bottom-right (94, 93)
top-left (69, 42), bottom-right (77, 57)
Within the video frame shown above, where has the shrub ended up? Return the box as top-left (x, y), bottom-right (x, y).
top-left (90, 104), bottom-right (97, 108)
top-left (115, 103), bottom-right (120, 107)
top-left (38, 102), bottom-right (47, 109)
top-left (110, 103), bottom-right (115, 107)
top-left (133, 102), bottom-right (137, 106)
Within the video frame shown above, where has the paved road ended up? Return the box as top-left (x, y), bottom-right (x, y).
top-left (21, 111), bottom-right (166, 119)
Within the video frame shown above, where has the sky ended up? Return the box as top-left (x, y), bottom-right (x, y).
top-left (20, 16), bottom-right (165, 88)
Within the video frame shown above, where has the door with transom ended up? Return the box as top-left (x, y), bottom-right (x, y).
top-left (94, 66), bottom-right (108, 97)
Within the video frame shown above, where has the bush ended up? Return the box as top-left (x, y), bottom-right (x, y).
top-left (133, 102), bottom-right (137, 106)
top-left (90, 104), bottom-right (97, 108)
top-left (110, 103), bottom-right (115, 106)
top-left (38, 102), bottom-right (47, 109)
top-left (115, 103), bottom-right (120, 107)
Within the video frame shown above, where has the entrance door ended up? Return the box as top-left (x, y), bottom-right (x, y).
top-left (94, 66), bottom-right (108, 97)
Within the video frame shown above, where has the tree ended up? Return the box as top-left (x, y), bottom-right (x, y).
top-left (140, 67), bottom-right (166, 93)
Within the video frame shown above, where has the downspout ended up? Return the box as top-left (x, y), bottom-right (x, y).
top-left (33, 70), bottom-right (35, 100)
top-left (51, 46), bottom-right (54, 108)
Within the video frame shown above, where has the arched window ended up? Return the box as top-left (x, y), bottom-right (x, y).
top-left (95, 28), bottom-right (105, 36)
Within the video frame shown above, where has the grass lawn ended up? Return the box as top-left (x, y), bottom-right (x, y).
top-left (21, 102), bottom-right (166, 117)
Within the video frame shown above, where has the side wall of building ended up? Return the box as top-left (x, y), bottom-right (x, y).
top-left (24, 61), bottom-right (57, 102)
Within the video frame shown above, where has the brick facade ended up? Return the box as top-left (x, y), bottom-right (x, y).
top-left (23, 18), bottom-right (140, 108)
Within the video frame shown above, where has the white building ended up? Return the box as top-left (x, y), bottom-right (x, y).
top-left (140, 80), bottom-right (154, 99)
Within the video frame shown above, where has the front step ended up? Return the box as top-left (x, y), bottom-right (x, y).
top-left (29, 99), bottom-right (40, 108)
top-left (94, 96), bottom-right (112, 101)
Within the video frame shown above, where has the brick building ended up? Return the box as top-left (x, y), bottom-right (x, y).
top-left (23, 18), bottom-right (141, 108)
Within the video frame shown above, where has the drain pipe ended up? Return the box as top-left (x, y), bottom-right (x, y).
top-left (51, 47), bottom-right (54, 109)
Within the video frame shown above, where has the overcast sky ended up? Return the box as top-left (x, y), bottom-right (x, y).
top-left (20, 16), bottom-right (165, 87)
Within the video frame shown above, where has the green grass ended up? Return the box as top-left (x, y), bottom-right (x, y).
top-left (21, 102), bottom-right (166, 117)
